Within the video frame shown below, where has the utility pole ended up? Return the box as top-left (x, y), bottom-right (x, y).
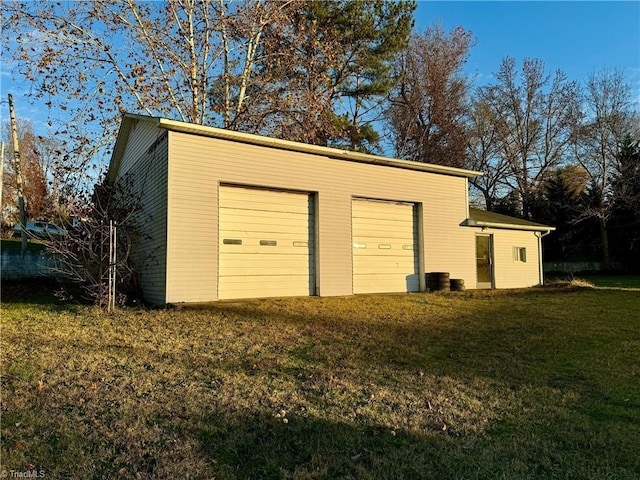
top-left (0, 142), bottom-right (4, 221)
top-left (8, 94), bottom-right (27, 254)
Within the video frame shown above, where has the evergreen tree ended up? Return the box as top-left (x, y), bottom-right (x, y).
top-left (531, 167), bottom-right (588, 261)
top-left (611, 134), bottom-right (640, 270)
top-left (255, 0), bottom-right (415, 150)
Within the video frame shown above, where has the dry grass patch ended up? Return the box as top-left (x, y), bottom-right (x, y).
top-left (1, 287), bottom-right (639, 479)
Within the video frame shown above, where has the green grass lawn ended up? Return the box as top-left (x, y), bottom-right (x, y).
top-left (2, 286), bottom-right (639, 479)
top-left (579, 274), bottom-right (640, 289)
top-left (546, 273), bottom-right (640, 289)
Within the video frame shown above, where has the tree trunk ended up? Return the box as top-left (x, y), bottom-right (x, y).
top-left (599, 215), bottom-right (611, 270)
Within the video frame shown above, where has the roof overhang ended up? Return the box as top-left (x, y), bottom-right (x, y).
top-left (463, 218), bottom-right (556, 232)
top-left (108, 113), bottom-right (483, 182)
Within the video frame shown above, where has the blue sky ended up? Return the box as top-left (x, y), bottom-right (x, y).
top-left (413, 1), bottom-right (640, 97)
top-left (2, 1), bottom-right (639, 136)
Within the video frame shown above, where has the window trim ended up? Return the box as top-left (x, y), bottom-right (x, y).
top-left (513, 246), bottom-right (527, 263)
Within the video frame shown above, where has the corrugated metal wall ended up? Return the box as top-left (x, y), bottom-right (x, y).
top-left (118, 130), bottom-right (168, 304)
top-left (486, 228), bottom-right (541, 289)
top-left (165, 131), bottom-right (477, 302)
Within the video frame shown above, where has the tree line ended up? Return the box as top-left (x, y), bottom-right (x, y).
top-left (2, 0), bottom-right (639, 270)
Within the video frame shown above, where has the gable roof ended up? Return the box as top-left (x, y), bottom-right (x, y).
top-left (108, 113), bottom-right (483, 181)
top-left (466, 207), bottom-right (555, 232)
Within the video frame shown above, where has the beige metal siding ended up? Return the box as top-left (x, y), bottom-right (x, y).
top-left (352, 199), bottom-right (419, 294)
top-left (117, 120), bottom-right (165, 177)
top-left (166, 132), bottom-right (476, 302)
top-left (424, 189), bottom-right (476, 281)
top-left (218, 186), bottom-right (314, 299)
top-left (485, 229), bottom-right (541, 288)
top-left (117, 132), bottom-right (168, 304)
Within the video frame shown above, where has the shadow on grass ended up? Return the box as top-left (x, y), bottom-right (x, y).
top-left (1, 279), bottom-right (62, 304)
top-left (1, 279), bottom-right (90, 312)
top-left (2, 288), bottom-right (639, 478)
top-left (196, 409), bottom-right (489, 479)
top-left (194, 403), bottom-right (639, 479)
top-left (205, 289), bottom-right (640, 433)
top-left (191, 292), bottom-right (640, 478)
top-left (206, 290), bottom-right (599, 391)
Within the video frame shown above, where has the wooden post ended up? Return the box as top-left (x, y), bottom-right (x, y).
top-left (8, 94), bottom-right (27, 254)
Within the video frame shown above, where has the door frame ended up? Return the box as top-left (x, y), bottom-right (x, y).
top-left (475, 233), bottom-right (494, 289)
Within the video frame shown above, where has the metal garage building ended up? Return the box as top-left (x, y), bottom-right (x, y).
top-left (107, 113), bottom-right (553, 305)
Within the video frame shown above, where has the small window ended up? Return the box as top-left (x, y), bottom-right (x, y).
top-left (378, 244), bottom-right (391, 249)
top-left (293, 241), bottom-right (308, 247)
top-left (402, 244), bottom-right (414, 250)
top-left (513, 247), bottom-right (527, 263)
top-left (260, 240), bottom-right (277, 246)
top-left (223, 239), bottom-right (242, 245)
top-left (353, 243), bottom-right (367, 249)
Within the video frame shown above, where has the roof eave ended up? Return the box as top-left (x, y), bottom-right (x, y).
top-left (465, 219), bottom-right (556, 232)
top-left (155, 117), bottom-right (483, 179)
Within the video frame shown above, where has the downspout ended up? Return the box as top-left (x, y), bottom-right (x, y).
top-left (537, 230), bottom-right (552, 285)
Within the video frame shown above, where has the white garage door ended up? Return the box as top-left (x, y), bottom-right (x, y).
top-left (219, 186), bottom-right (314, 300)
top-left (352, 198), bottom-right (419, 294)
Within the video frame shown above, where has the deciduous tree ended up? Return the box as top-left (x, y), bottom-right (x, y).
top-left (3, 1), bottom-right (300, 167)
top-left (479, 57), bottom-right (581, 219)
top-left (387, 24), bottom-right (473, 167)
top-left (466, 99), bottom-right (509, 209)
top-left (571, 69), bottom-right (638, 268)
top-left (2, 120), bottom-right (49, 223)
top-left (3, 0), bottom-right (414, 174)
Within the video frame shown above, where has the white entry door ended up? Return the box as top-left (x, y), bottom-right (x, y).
top-left (218, 186), bottom-right (314, 299)
top-left (352, 198), bottom-right (419, 294)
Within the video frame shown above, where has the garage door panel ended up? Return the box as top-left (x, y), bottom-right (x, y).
top-left (353, 229), bottom-right (415, 240)
top-left (352, 199), bottom-right (419, 294)
top-left (219, 186), bottom-right (314, 300)
top-left (353, 262), bottom-right (417, 275)
top-left (352, 248), bottom-right (415, 257)
top-left (221, 223), bottom-right (310, 235)
top-left (354, 233), bottom-right (414, 242)
top-left (353, 274), bottom-right (420, 294)
top-left (221, 190), bottom-right (310, 214)
top-left (220, 231), bottom-right (312, 241)
top-left (221, 225), bottom-right (311, 237)
top-left (220, 234), bottom-right (312, 253)
top-left (354, 224), bottom-right (413, 234)
top-left (219, 263), bottom-right (311, 277)
top-left (219, 254), bottom-right (311, 268)
top-left (353, 253), bottom-right (416, 264)
top-left (352, 240), bottom-right (415, 247)
top-left (353, 257), bottom-right (416, 273)
top-left (219, 275), bottom-right (312, 299)
top-left (353, 216), bottom-right (413, 225)
top-left (353, 201), bottom-right (413, 214)
top-left (220, 209), bottom-right (311, 223)
top-left (220, 246), bottom-right (311, 255)
top-left (355, 220), bottom-right (413, 229)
